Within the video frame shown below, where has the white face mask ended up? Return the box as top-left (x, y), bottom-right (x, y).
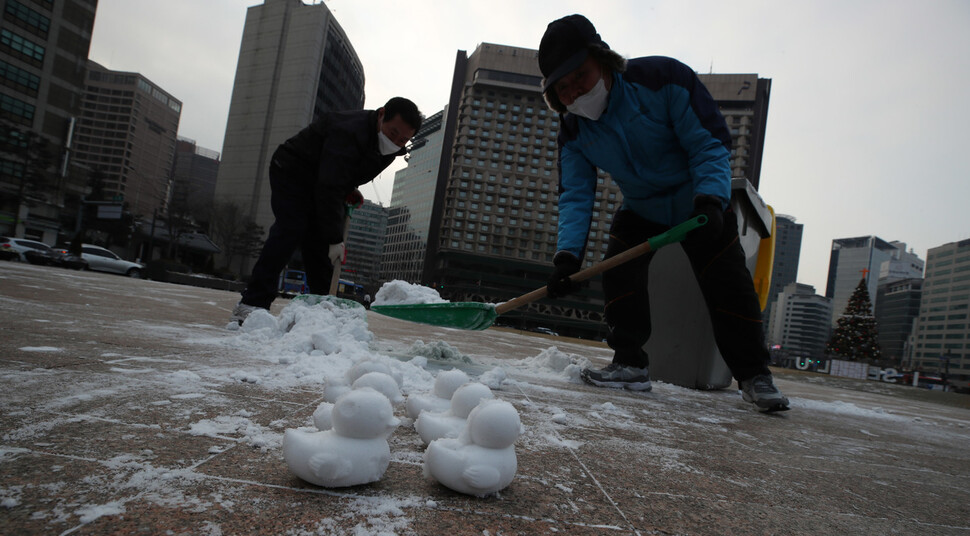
top-left (566, 77), bottom-right (609, 121)
top-left (378, 120), bottom-right (403, 155)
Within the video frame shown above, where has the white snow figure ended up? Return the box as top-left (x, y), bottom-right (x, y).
top-left (283, 388), bottom-right (400, 487)
top-left (321, 376), bottom-right (351, 403)
top-left (346, 359), bottom-right (403, 387)
top-left (352, 371), bottom-right (404, 406)
top-left (414, 382), bottom-right (493, 445)
top-left (311, 401), bottom-right (334, 430)
top-left (405, 368), bottom-right (470, 419)
top-left (423, 399), bottom-right (523, 497)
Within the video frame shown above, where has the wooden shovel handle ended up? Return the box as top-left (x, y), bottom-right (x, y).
top-left (493, 215), bottom-right (706, 316)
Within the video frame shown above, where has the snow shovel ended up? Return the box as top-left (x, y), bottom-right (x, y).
top-left (370, 215), bottom-right (707, 330)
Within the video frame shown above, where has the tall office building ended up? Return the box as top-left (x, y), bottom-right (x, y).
top-left (826, 236), bottom-right (898, 325)
top-left (72, 60), bottom-right (181, 220)
top-left (875, 278), bottom-right (922, 366)
top-left (418, 43), bottom-right (773, 339)
top-left (879, 242), bottom-right (924, 282)
top-left (214, 0), bottom-right (364, 273)
top-left (0, 0), bottom-right (97, 241)
top-left (697, 74), bottom-right (771, 189)
top-left (343, 199), bottom-right (387, 293)
top-left (767, 282), bottom-right (832, 361)
top-left (382, 109), bottom-right (445, 283)
top-left (172, 138), bottom-right (220, 220)
top-left (910, 239), bottom-right (970, 387)
top-left (763, 214), bottom-right (802, 325)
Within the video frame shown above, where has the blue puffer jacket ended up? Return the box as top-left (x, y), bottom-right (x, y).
top-left (556, 56), bottom-right (732, 257)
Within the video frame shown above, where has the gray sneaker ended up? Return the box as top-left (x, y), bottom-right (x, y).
top-left (230, 302), bottom-right (265, 324)
top-left (739, 374), bottom-right (790, 413)
top-left (581, 363), bottom-right (652, 391)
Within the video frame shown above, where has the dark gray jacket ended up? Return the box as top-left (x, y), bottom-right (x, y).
top-left (272, 109), bottom-right (402, 243)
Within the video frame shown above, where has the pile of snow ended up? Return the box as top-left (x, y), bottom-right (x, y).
top-left (373, 280), bottom-right (448, 305)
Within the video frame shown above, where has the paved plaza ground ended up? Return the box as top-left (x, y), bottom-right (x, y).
top-left (2, 261), bottom-right (969, 535)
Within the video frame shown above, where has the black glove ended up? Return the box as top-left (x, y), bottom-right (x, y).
top-left (688, 195), bottom-right (725, 245)
top-left (547, 251), bottom-right (582, 298)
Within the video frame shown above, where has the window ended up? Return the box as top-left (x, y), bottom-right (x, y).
top-left (0, 29), bottom-right (44, 65)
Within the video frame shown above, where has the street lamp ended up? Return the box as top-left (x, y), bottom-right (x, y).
top-left (941, 349), bottom-right (952, 392)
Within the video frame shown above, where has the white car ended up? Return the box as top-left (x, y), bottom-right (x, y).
top-left (79, 244), bottom-right (143, 277)
top-left (1, 236), bottom-right (55, 263)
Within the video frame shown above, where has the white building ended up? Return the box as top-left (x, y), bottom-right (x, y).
top-left (768, 283), bottom-right (833, 361)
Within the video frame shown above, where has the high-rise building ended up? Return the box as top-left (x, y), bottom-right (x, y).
top-left (214, 0), bottom-right (364, 273)
top-left (697, 74), bottom-right (771, 189)
top-left (767, 282), bottom-right (832, 362)
top-left (72, 60), bottom-right (182, 220)
top-left (343, 199), bottom-right (387, 294)
top-left (417, 44), bottom-right (773, 339)
top-left (826, 236), bottom-right (898, 325)
top-left (172, 137), bottom-right (220, 222)
top-left (381, 109), bottom-right (445, 283)
top-left (0, 0), bottom-right (97, 242)
top-left (909, 239), bottom-right (970, 388)
top-left (763, 214), bottom-right (802, 325)
top-left (879, 241), bottom-right (924, 282)
top-left (875, 278), bottom-right (922, 366)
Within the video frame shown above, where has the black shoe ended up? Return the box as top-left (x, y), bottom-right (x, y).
top-left (739, 374), bottom-right (790, 413)
top-left (581, 363), bottom-right (652, 391)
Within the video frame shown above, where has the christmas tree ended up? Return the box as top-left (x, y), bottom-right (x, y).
top-left (826, 277), bottom-right (882, 361)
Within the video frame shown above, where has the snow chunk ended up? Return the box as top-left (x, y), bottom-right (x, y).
top-left (373, 280), bottom-right (448, 305)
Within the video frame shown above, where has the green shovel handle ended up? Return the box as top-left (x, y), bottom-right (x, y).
top-left (647, 214), bottom-right (708, 250)
top-left (494, 215), bottom-right (707, 315)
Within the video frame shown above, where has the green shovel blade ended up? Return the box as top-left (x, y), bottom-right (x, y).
top-left (370, 302), bottom-right (498, 330)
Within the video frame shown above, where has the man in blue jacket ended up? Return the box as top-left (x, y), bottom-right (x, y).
top-left (231, 97), bottom-right (421, 324)
top-left (538, 15), bottom-right (788, 412)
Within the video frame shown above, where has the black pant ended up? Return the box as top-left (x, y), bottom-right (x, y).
top-left (240, 165), bottom-right (334, 308)
top-left (602, 209), bottom-right (771, 382)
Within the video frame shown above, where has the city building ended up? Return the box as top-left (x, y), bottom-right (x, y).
top-left (763, 214), bottom-right (802, 326)
top-left (213, 0), bottom-right (364, 274)
top-left (381, 109), bottom-right (445, 283)
top-left (0, 0), bottom-right (97, 242)
top-left (172, 137), bottom-right (220, 218)
top-left (697, 73), bottom-right (771, 189)
top-left (875, 277), bottom-right (922, 366)
top-left (415, 43), bottom-right (773, 339)
top-left (343, 199), bottom-right (387, 294)
top-left (825, 236), bottom-right (898, 325)
top-left (767, 282), bottom-right (832, 363)
top-left (879, 241), bottom-right (924, 282)
top-left (909, 239), bottom-right (970, 388)
top-left (72, 60), bottom-right (182, 220)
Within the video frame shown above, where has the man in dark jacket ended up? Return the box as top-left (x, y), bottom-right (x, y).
top-left (538, 15), bottom-right (788, 412)
top-left (231, 97), bottom-right (421, 324)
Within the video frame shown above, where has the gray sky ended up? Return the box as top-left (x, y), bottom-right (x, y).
top-left (88, 0), bottom-right (970, 293)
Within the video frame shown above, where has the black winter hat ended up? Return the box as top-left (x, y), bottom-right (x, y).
top-left (538, 14), bottom-right (606, 93)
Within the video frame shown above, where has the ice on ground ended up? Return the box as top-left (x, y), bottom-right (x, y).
top-left (373, 280), bottom-right (448, 305)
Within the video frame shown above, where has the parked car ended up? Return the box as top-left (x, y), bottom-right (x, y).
top-left (1, 237), bottom-right (57, 264)
top-left (50, 247), bottom-right (89, 270)
top-left (0, 241), bottom-right (16, 261)
top-left (75, 243), bottom-right (143, 277)
top-left (533, 327), bottom-right (559, 337)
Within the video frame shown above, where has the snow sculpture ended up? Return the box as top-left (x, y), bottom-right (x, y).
top-left (423, 399), bottom-right (523, 497)
top-left (414, 382), bottom-right (493, 445)
top-left (351, 371), bottom-right (404, 406)
top-left (405, 368), bottom-right (470, 419)
top-left (283, 388), bottom-right (400, 487)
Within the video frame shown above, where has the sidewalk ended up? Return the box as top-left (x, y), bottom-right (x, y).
top-left (2, 261), bottom-right (969, 535)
